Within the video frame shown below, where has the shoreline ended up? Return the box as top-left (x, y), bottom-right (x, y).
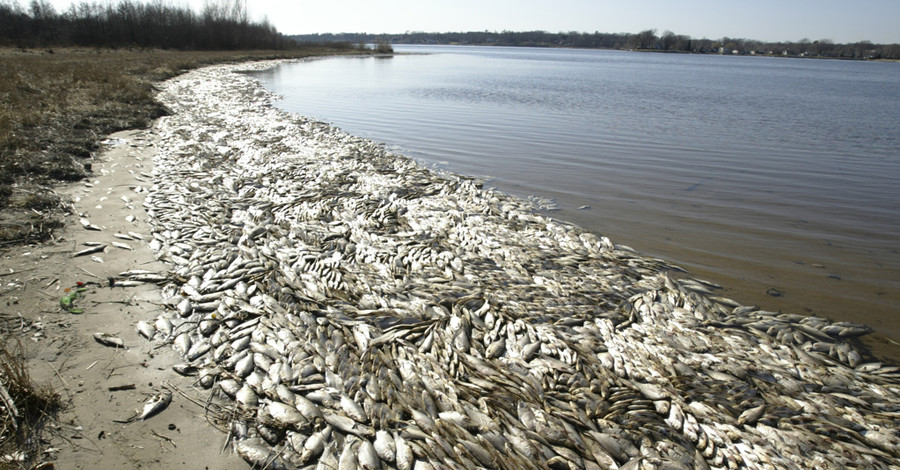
top-left (260, 48), bottom-right (900, 363)
top-left (5, 60), bottom-right (899, 468)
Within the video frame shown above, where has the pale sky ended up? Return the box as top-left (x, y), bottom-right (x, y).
top-left (42, 0), bottom-right (900, 44)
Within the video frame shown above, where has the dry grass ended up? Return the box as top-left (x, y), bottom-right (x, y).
top-left (0, 339), bottom-right (61, 470)
top-left (0, 46), bottom-right (365, 245)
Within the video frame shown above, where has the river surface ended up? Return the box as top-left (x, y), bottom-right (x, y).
top-left (254, 45), bottom-right (900, 359)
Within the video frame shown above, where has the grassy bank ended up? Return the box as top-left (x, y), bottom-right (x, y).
top-left (0, 46), bottom-right (362, 245)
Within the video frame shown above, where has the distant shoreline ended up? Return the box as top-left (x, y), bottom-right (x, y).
top-left (291, 30), bottom-right (900, 61)
top-left (399, 43), bottom-right (898, 62)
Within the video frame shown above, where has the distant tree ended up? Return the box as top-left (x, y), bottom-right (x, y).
top-left (0, 1), bottom-right (27, 45)
top-left (28, 0), bottom-right (56, 42)
top-left (743, 39), bottom-right (761, 54)
top-left (28, 0), bottom-right (53, 20)
top-left (673, 34), bottom-right (692, 52)
top-left (797, 37), bottom-right (811, 55)
top-left (659, 30), bottom-right (676, 51)
top-left (0, 0), bottom-right (289, 49)
top-left (628, 29), bottom-right (657, 49)
top-left (374, 39), bottom-right (392, 53)
top-left (881, 44), bottom-right (900, 60)
top-left (810, 39), bottom-right (835, 56)
top-left (853, 40), bottom-right (875, 58)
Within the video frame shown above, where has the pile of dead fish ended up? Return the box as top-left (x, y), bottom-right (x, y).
top-left (122, 60), bottom-right (900, 469)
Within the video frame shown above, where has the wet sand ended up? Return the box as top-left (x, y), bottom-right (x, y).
top-left (555, 205), bottom-right (900, 363)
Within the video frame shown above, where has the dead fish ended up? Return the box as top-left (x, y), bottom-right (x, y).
top-left (113, 233), bottom-right (133, 240)
top-left (186, 339), bottom-right (211, 361)
top-left (236, 384), bottom-right (258, 408)
top-left (394, 433), bottom-right (413, 470)
top-left (80, 218), bottom-right (102, 231)
top-left (126, 273), bottom-right (168, 283)
top-left (374, 430), bottom-right (396, 463)
top-left (176, 297), bottom-right (193, 317)
top-left (154, 316), bottom-right (174, 337)
top-left (300, 427), bottom-right (331, 464)
top-left (358, 439), bottom-right (381, 470)
top-left (119, 269), bottom-right (156, 276)
top-left (114, 390), bottom-right (172, 423)
top-left (324, 410), bottom-right (374, 437)
top-left (172, 363), bottom-right (199, 376)
top-left (73, 244), bottom-right (107, 257)
top-left (235, 437), bottom-right (289, 470)
top-left (112, 241), bottom-right (134, 251)
top-left (93, 332), bottom-right (125, 348)
top-left (218, 379), bottom-right (241, 398)
top-left (265, 401), bottom-right (305, 425)
top-left (341, 394), bottom-right (368, 423)
top-left (127, 231), bottom-right (144, 240)
top-left (136, 320), bottom-right (156, 340)
top-left (172, 331), bottom-right (192, 354)
top-left (339, 438), bottom-right (360, 470)
top-left (737, 403), bottom-right (766, 426)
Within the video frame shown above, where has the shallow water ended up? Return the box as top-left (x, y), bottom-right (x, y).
top-left (254, 46), bottom-right (900, 359)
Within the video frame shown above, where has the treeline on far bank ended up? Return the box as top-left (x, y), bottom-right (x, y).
top-left (0, 0), bottom-right (291, 50)
top-left (292, 30), bottom-right (900, 60)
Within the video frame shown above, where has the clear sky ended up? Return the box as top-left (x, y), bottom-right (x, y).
top-left (41, 0), bottom-right (900, 44)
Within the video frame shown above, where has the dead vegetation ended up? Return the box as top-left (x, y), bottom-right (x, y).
top-left (0, 46), bottom-right (365, 246)
top-left (0, 338), bottom-right (62, 470)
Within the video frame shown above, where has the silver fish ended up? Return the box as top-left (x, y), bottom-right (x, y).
top-left (234, 437), bottom-right (288, 470)
top-left (93, 332), bottom-right (125, 348)
top-left (357, 439), bottom-right (381, 470)
top-left (265, 400), bottom-right (305, 426)
top-left (73, 244), bottom-right (106, 257)
top-left (299, 426), bottom-right (330, 464)
top-left (136, 320), bottom-right (155, 340)
top-left (373, 430), bottom-right (396, 463)
top-left (112, 241), bottom-right (134, 250)
top-left (115, 390), bottom-right (171, 423)
top-left (80, 218), bottom-right (102, 231)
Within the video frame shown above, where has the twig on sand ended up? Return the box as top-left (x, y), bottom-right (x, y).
top-left (163, 380), bottom-right (212, 411)
top-left (151, 429), bottom-right (176, 448)
top-left (78, 267), bottom-right (102, 279)
top-left (221, 426), bottom-right (232, 454)
top-left (90, 294), bottom-right (137, 306)
top-left (0, 267), bottom-right (37, 277)
top-left (108, 384), bottom-right (136, 392)
top-left (47, 361), bottom-right (73, 402)
top-left (103, 349), bottom-right (123, 379)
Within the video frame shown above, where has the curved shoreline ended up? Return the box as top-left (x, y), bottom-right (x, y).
top-left (255, 49), bottom-right (900, 361)
top-left (6, 59), bottom-right (896, 468)
top-left (138, 61), bottom-right (900, 468)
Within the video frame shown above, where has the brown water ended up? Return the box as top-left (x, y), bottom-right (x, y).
top-left (255, 46), bottom-right (900, 361)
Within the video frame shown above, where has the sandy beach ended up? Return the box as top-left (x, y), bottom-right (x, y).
top-left (3, 60), bottom-right (899, 469)
top-left (1, 129), bottom-right (246, 469)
